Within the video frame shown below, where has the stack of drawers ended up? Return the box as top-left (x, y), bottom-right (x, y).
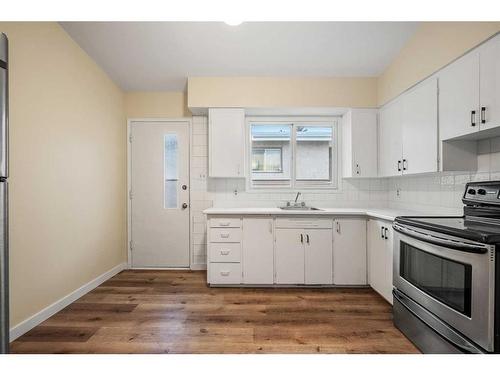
top-left (207, 217), bottom-right (242, 284)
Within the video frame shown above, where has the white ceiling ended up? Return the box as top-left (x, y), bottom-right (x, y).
top-left (60, 22), bottom-right (419, 91)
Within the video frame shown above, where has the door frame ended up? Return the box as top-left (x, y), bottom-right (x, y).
top-left (127, 118), bottom-right (192, 269)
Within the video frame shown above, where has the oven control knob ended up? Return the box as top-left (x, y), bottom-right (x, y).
top-left (477, 188), bottom-right (486, 195)
top-left (467, 188), bottom-right (476, 195)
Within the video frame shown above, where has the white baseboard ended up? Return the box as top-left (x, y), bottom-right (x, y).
top-left (9, 262), bottom-right (128, 342)
top-left (190, 264), bottom-right (207, 270)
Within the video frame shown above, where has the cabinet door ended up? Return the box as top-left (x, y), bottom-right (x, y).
top-left (402, 78), bottom-right (438, 175)
top-left (439, 52), bottom-right (480, 140)
top-left (382, 225), bottom-right (394, 305)
top-left (242, 217), bottom-right (274, 284)
top-left (305, 229), bottom-right (333, 285)
top-left (367, 220), bottom-right (386, 296)
top-left (479, 34), bottom-right (500, 132)
top-left (275, 228), bottom-right (304, 284)
top-left (208, 108), bottom-right (245, 178)
top-left (378, 99), bottom-right (403, 177)
top-left (351, 110), bottom-right (378, 177)
top-left (333, 219), bottom-right (367, 285)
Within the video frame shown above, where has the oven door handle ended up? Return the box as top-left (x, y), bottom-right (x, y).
top-left (393, 289), bottom-right (485, 354)
top-left (393, 224), bottom-right (488, 254)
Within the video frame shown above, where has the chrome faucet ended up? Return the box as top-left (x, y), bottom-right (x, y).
top-left (294, 192), bottom-right (301, 203)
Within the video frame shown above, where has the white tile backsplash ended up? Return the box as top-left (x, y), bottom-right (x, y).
top-left (189, 117), bottom-right (500, 267)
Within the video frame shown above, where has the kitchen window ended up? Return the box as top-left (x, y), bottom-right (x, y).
top-left (248, 118), bottom-right (338, 189)
top-left (252, 147), bottom-right (283, 173)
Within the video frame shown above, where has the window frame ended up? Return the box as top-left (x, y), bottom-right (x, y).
top-left (246, 117), bottom-right (339, 191)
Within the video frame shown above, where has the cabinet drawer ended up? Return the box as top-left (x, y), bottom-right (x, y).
top-left (210, 217), bottom-right (241, 228)
top-left (209, 263), bottom-right (242, 284)
top-left (209, 243), bottom-right (241, 262)
top-left (209, 228), bottom-right (242, 242)
top-left (275, 218), bottom-right (333, 229)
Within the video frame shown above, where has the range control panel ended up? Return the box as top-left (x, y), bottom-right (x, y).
top-left (463, 181), bottom-right (500, 205)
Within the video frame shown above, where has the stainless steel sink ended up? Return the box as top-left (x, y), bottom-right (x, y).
top-left (279, 206), bottom-right (322, 211)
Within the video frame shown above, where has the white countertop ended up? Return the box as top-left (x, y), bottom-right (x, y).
top-left (203, 207), bottom-right (425, 222)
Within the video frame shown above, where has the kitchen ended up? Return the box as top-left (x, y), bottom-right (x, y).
top-left (1, 4), bottom-right (500, 369)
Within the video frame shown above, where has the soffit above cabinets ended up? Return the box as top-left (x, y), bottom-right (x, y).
top-left (60, 22), bottom-right (419, 91)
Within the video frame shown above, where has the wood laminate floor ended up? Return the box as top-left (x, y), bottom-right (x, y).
top-left (10, 270), bottom-right (419, 354)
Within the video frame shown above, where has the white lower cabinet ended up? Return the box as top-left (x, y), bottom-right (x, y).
top-left (333, 218), bottom-right (367, 285)
top-left (242, 217), bottom-right (274, 284)
top-left (207, 214), bottom-right (386, 288)
top-left (367, 219), bottom-right (394, 304)
top-left (304, 229), bottom-right (333, 285)
top-left (275, 228), bottom-right (306, 284)
top-left (275, 227), bottom-right (333, 285)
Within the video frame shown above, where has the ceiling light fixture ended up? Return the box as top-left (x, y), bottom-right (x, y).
top-left (224, 20), bottom-right (243, 26)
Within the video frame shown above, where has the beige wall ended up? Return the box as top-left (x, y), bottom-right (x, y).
top-left (0, 22), bottom-right (127, 327)
top-left (378, 22), bottom-right (500, 106)
top-left (124, 91), bottom-right (190, 118)
top-left (187, 77), bottom-right (378, 109)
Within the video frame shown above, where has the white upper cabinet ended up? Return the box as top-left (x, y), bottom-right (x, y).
top-left (439, 34), bottom-right (500, 140)
top-left (342, 109), bottom-right (378, 178)
top-left (439, 51), bottom-right (480, 140)
top-left (479, 34), bottom-right (500, 132)
top-left (378, 98), bottom-right (403, 177)
top-left (378, 78), bottom-right (438, 177)
top-left (208, 108), bottom-right (245, 178)
top-left (401, 78), bottom-right (438, 174)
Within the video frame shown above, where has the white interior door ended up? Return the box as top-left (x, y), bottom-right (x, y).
top-left (130, 120), bottom-right (190, 268)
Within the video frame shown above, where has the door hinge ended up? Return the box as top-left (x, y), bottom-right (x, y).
top-left (129, 134), bottom-right (133, 143)
top-left (129, 240), bottom-right (133, 251)
top-left (129, 190), bottom-right (133, 200)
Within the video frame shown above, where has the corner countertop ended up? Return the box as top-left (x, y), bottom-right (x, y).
top-left (202, 207), bottom-right (426, 222)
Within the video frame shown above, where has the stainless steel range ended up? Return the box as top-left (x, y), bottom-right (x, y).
top-left (393, 181), bottom-right (500, 354)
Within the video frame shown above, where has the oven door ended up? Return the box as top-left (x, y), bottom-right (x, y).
top-left (393, 223), bottom-right (495, 352)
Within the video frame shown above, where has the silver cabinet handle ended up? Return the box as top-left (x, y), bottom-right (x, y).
top-left (336, 222), bottom-right (340, 233)
top-left (397, 160), bottom-right (402, 172)
top-left (381, 226), bottom-right (385, 239)
top-left (220, 233), bottom-right (230, 238)
top-left (471, 110), bottom-right (477, 127)
top-left (384, 227), bottom-right (388, 240)
top-left (220, 271), bottom-right (230, 276)
top-left (481, 106), bottom-right (486, 124)
top-left (219, 222), bottom-right (230, 226)
top-left (220, 250), bottom-right (230, 255)
top-left (356, 164), bottom-right (360, 175)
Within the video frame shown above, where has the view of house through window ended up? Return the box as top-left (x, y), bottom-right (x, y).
top-left (249, 120), bottom-right (336, 189)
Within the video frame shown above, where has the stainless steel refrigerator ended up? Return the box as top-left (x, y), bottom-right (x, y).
top-left (0, 32), bottom-right (9, 354)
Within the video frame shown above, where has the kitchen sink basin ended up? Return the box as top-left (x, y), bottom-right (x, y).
top-left (279, 206), bottom-right (322, 211)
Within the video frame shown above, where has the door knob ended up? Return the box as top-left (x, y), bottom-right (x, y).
top-left (182, 184), bottom-right (187, 190)
top-left (182, 203), bottom-right (188, 209)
